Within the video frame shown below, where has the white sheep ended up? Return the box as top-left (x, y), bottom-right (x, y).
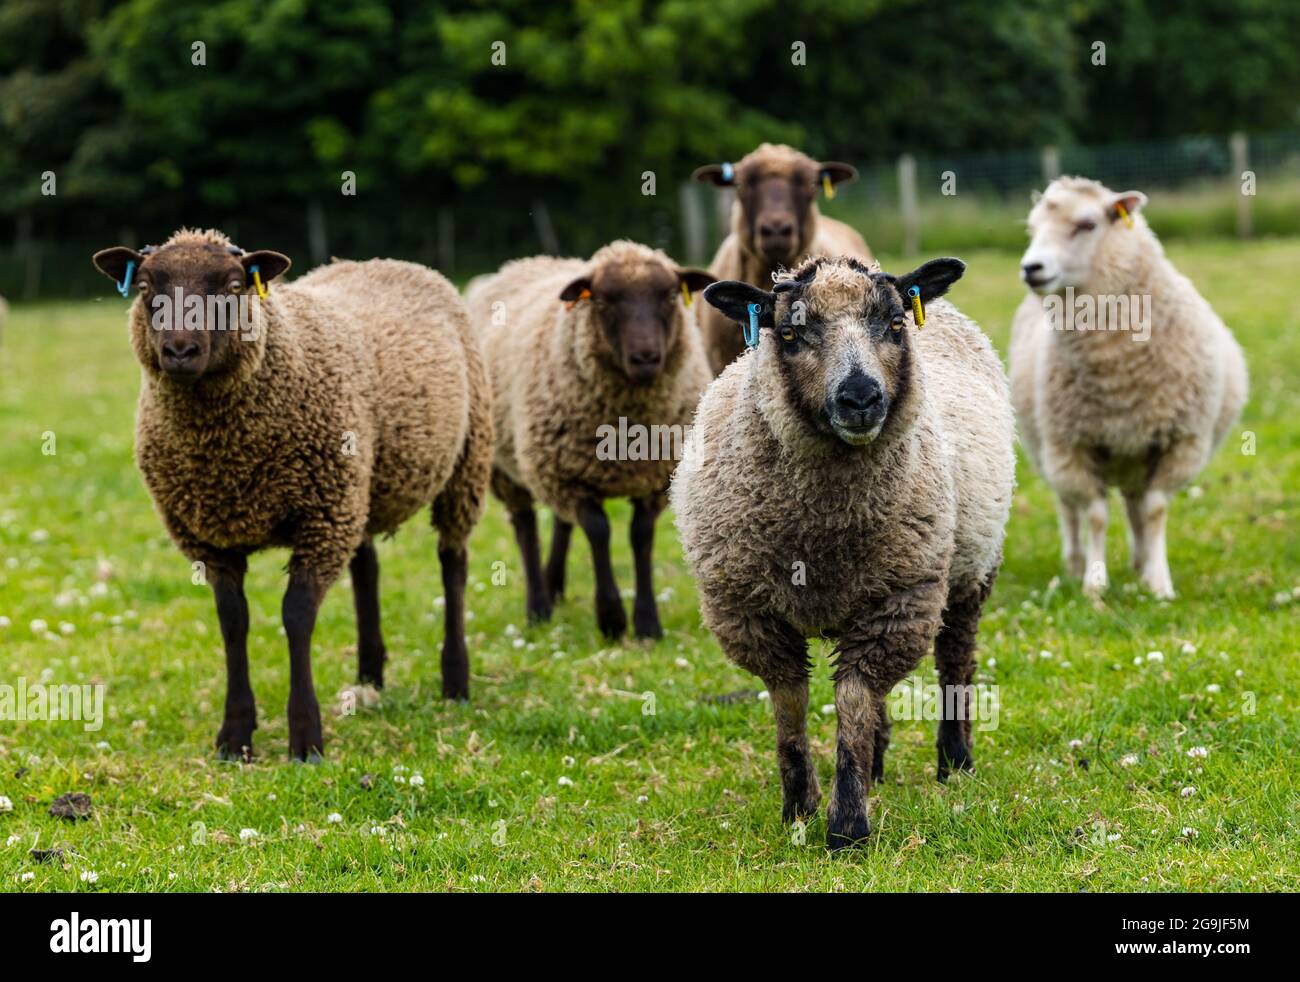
top-left (1010, 177), bottom-right (1248, 599)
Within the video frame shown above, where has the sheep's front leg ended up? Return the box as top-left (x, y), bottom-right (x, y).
top-left (829, 587), bottom-right (943, 849)
top-left (1081, 496), bottom-right (1109, 596)
top-left (1056, 498), bottom-right (1084, 579)
top-left (575, 498), bottom-right (626, 639)
top-left (1137, 488), bottom-right (1174, 599)
top-left (282, 567), bottom-right (325, 762)
top-left (350, 539), bottom-right (386, 687)
top-left (438, 545), bottom-right (471, 700)
top-left (767, 677), bottom-right (820, 822)
top-left (629, 495), bottom-right (665, 639)
top-left (211, 556), bottom-right (256, 761)
top-left (545, 518), bottom-right (572, 603)
top-left (1123, 490), bottom-right (1147, 571)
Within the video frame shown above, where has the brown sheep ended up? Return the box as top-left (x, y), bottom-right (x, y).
top-left (692, 143), bottom-right (874, 374)
top-left (465, 241), bottom-right (713, 639)
top-left (92, 229), bottom-right (492, 760)
top-left (672, 256), bottom-right (1014, 848)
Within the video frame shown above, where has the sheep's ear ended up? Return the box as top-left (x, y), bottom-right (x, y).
top-left (692, 163), bottom-right (734, 187)
top-left (677, 268), bottom-right (715, 294)
top-left (241, 250), bottom-right (291, 282)
top-left (818, 161), bottom-right (857, 187)
top-left (703, 280), bottom-right (774, 326)
top-left (559, 275), bottom-right (593, 303)
top-left (92, 247), bottom-right (142, 284)
top-left (1107, 190), bottom-right (1147, 222)
top-left (893, 258), bottom-right (966, 304)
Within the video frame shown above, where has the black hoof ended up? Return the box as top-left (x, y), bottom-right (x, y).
top-left (596, 596), bottom-right (627, 640)
top-left (632, 610), bottom-right (663, 640)
top-left (826, 813), bottom-right (871, 851)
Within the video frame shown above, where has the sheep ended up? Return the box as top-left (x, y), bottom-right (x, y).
top-left (91, 228), bottom-right (492, 760)
top-left (692, 143), bottom-right (874, 375)
top-left (671, 255), bottom-right (1014, 849)
top-left (1010, 177), bottom-right (1248, 599)
top-left (465, 240), bottom-right (713, 639)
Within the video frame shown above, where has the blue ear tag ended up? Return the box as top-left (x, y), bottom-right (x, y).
top-left (744, 302), bottom-right (762, 349)
top-left (117, 259), bottom-right (135, 298)
top-left (721, 161), bottom-right (735, 184)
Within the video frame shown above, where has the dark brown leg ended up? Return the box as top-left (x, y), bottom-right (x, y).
top-left (510, 507), bottom-right (552, 624)
top-left (934, 573), bottom-right (995, 782)
top-left (827, 670), bottom-right (878, 849)
top-left (545, 517), bottom-right (572, 603)
top-left (575, 498), bottom-right (626, 639)
top-left (768, 678), bottom-right (820, 822)
top-left (629, 496), bottom-right (664, 639)
top-left (211, 556), bottom-right (256, 761)
top-left (438, 545), bottom-right (470, 700)
top-left (350, 539), bottom-right (386, 687)
top-left (282, 567), bottom-right (324, 762)
top-left (872, 692), bottom-right (891, 784)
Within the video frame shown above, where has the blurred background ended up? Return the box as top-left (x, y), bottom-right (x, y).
top-left (3, 0), bottom-right (1300, 297)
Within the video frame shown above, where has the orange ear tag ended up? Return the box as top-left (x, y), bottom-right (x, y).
top-left (565, 287), bottom-right (592, 312)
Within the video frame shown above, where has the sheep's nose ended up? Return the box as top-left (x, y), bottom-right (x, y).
top-left (629, 349), bottom-right (661, 365)
top-left (1021, 261), bottom-right (1044, 276)
top-left (759, 221), bottom-right (795, 241)
top-left (836, 375), bottom-right (883, 415)
top-left (162, 339), bottom-right (201, 364)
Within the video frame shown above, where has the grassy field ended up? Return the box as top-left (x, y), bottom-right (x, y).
top-left (0, 239), bottom-right (1297, 892)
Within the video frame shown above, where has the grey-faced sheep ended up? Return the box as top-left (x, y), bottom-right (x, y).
top-left (91, 229), bottom-right (493, 760)
top-left (692, 142), bottom-right (874, 375)
top-left (671, 255), bottom-right (1015, 849)
top-left (465, 240), bottom-right (713, 639)
top-left (1010, 177), bottom-right (1248, 599)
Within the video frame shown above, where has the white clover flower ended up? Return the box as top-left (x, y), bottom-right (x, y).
top-left (1120, 753), bottom-right (1140, 767)
top-left (821, 704), bottom-right (836, 715)
top-left (1068, 739), bottom-right (1083, 750)
top-left (1146, 651), bottom-right (1164, 663)
top-left (1107, 833), bottom-right (1121, 843)
top-left (512, 638), bottom-right (525, 649)
top-left (5, 834), bottom-right (20, 846)
top-left (409, 774), bottom-right (425, 788)
top-left (29, 618), bottom-right (48, 634)
top-left (1187, 746), bottom-right (1209, 759)
top-left (0, 616), bottom-right (10, 628)
top-left (1038, 650), bottom-right (1053, 660)
top-left (1181, 642), bottom-right (1196, 655)
top-left (562, 755), bottom-right (575, 768)
top-left (637, 795), bottom-right (649, 804)
top-left (327, 813), bottom-right (343, 824)
top-left (20, 872), bottom-right (35, 882)
top-left (30, 529), bottom-right (49, 543)
top-left (1180, 786), bottom-right (1197, 798)
top-left (0, 795), bottom-right (12, 813)
top-left (1205, 684), bottom-right (1221, 694)
top-left (80, 870), bottom-right (98, 883)
top-left (239, 828), bottom-right (258, 841)
top-left (557, 776), bottom-right (574, 787)
top-left (674, 657), bottom-right (689, 668)
top-left (1181, 827), bottom-right (1198, 838)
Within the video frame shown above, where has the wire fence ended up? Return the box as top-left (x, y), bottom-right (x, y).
top-left (4, 129), bottom-right (1300, 300)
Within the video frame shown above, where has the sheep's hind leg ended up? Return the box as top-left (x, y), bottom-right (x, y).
top-left (872, 692), bottom-right (891, 784)
top-left (576, 498), bottom-right (627, 639)
top-left (629, 494), bottom-right (666, 639)
top-left (211, 555), bottom-right (256, 761)
top-left (1081, 496), bottom-right (1109, 596)
top-left (509, 507), bottom-right (553, 624)
top-left (1138, 488), bottom-right (1175, 600)
top-left (437, 545), bottom-right (471, 700)
top-left (1057, 498), bottom-right (1084, 579)
top-left (350, 539), bottom-right (386, 687)
top-left (282, 566), bottom-right (326, 762)
top-left (1123, 491), bottom-right (1147, 571)
top-left (545, 518), bottom-right (572, 603)
top-left (934, 573), bottom-right (995, 782)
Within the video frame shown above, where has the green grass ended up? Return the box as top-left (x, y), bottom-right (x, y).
top-left (0, 239), bottom-right (1297, 892)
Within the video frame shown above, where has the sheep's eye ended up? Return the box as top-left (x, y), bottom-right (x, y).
top-left (1074, 219), bottom-right (1097, 234)
top-left (780, 325), bottom-right (797, 343)
top-left (228, 280), bottom-right (243, 292)
top-left (891, 316), bottom-right (905, 331)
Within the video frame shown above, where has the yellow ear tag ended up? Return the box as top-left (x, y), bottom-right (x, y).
top-left (1116, 202), bottom-right (1134, 229)
top-left (250, 264), bottom-right (267, 300)
top-left (822, 171), bottom-right (835, 200)
top-left (680, 281), bottom-right (693, 307)
top-left (908, 285), bottom-right (925, 328)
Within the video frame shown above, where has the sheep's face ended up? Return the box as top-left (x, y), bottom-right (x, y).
top-left (93, 238), bottom-right (290, 384)
top-left (693, 145), bottom-right (856, 267)
top-left (1021, 180), bottom-right (1147, 294)
top-left (560, 260), bottom-right (714, 386)
top-left (704, 257), bottom-right (965, 448)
